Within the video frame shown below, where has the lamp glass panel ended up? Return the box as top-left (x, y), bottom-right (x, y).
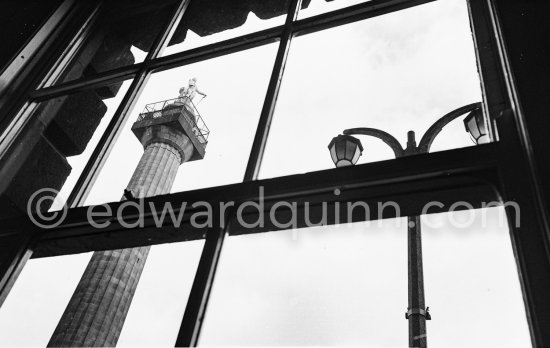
top-left (467, 116), bottom-right (481, 140)
top-left (477, 115), bottom-right (488, 138)
top-left (477, 134), bottom-right (490, 145)
top-left (259, 0), bottom-right (485, 180)
top-left (351, 147), bottom-right (362, 165)
top-left (330, 145), bottom-right (338, 165)
top-left (335, 140), bottom-right (347, 164)
top-left (345, 139), bottom-right (357, 162)
top-left (336, 159), bottom-right (352, 167)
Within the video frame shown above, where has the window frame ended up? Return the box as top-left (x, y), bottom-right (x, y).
top-left (0, 0), bottom-right (548, 346)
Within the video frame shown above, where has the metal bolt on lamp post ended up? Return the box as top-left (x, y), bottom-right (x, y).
top-left (327, 102), bottom-right (487, 348)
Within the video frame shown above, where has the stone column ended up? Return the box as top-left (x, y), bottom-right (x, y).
top-left (49, 106), bottom-right (205, 347)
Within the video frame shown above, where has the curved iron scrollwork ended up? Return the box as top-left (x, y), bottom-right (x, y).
top-left (343, 102), bottom-right (482, 158)
top-left (417, 102), bottom-right (481, 154)
top-left (343, 127), bottom-right (405, 158)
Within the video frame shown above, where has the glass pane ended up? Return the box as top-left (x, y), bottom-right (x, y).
top-left (116, 241), bottom-right (205, 347)
top-left (0, 80), bottom-right (131, 220)
top-left (162, 0), bottom-right (289, 56)
top-left (200, 207), bottom-right (529, 346)
top-left (51, 0), bottom-right (177, 85)
top-left (84, 44), bottom-right (277, 206)
top-left (260, 0), bottom-right (483, 179)
top-left (200, 219), bottom-right (409, 346)
top-left (0, 240), bottom-right (204, 346)
top-left (421, 207), bottom-right (530, 347)
top-left (298, 0), bottom-right (370, 19)
top-left (0, 253), bottom-right (93, 346)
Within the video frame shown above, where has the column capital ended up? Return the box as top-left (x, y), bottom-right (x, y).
top-left (131, 104), bottom-right (206, 162)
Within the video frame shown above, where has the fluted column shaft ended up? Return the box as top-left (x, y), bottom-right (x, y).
top-left (49, 141), bottom-right (182, 347)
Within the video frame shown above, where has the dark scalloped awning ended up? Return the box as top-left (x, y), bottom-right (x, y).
top-left (116, 0), bottom-right (316, 51)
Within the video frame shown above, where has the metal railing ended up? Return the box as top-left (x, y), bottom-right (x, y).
top-left (137, 97), bottom-right (210, 144)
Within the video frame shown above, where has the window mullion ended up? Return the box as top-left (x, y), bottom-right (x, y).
top-left (175, 209), bottom-right (234, 347)
top-left (38, 0), bottom-right (104, 89)
top-left (146, 0), bottom-right (192, 61)
top-left (467, 0), bottom-right (508, 142)
top-left (64, 0), bottom-right (192, 207)
top-left (292, 0), bottom-right (434, 37)
top-left (66, 71), bottom-right (150, 207)
top-left (30, 64), bottom-right (141, 101)
top-left (243, 0), bottom-right (303, 182)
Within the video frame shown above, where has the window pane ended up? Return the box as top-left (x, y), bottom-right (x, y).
top-left (0, 253), bottom-right (93, 346)
top-left (117, 241), bottom-right (205, 347)
top-left (421, 207), bottom-right (530, 347)
top-left (51, 0), bottom-right (177, 85)
top-left (200, 219), bottom-right (409, 346)
top-left (0, 241), bottom-right (204, 347)
top-left (0, 80), bottom-right (131, 219)
top-left (163, 0), bottom-right (289, 56)
top-left (260, 0), bottom-right (483, 179)
top-left (200, 206), bottom-right (529, 346)
top-left (298, 0), bottom-right (370, 19)
top-left (84, 44), bottom-right (277, 206)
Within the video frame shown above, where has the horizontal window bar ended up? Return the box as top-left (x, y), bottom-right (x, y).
top-left (30, 64), bottom-right (140, 101)
top-left (12, 143), bottom-right (502, 258)
top-left (28, 0), bottom-right (433, 101)
top-left (145, 25), bottom-right (283, 73)
top-left (29, 25), bottom-right (283, 101)
top-left (292, 0), bottom-right (434, 37)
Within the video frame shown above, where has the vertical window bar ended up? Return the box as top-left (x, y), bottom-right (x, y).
top-left (176, 2), bottom-right (304, 345)
top-left (0, 1), bottom-right (99, 306)
top-left (485, 1), bottom-right (550, 346)
top-left (0, 0), bottom-right (77, 95)
top-left (146, 0), bottom-right (191, 60)
top-left (467, 0), bottom-right (507, 142)
top-left (0, 0), bottom-right (100, 154)
top-left (0, 232), bottom-right (35, 307)
top-left (175, 208), bottom-right (234, 347)
top-left (243, 0), bottom-right (303, 181)
top-left (66, 71), bottom-right (149, 207)
top-left (38, 0), bottom-right (103, 89)
top-left (66, 0), bottom-right (191, 207)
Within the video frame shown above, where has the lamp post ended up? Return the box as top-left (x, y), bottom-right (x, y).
top-left (328, 102), bottom-right (487, 348)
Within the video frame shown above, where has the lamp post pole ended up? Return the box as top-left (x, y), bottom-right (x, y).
top-left (403, 131), bottom-right (429, 348)
top-left (407, 214), bottom-right (427, 348)
top-left (329, 102), bottom-right (486, 348)
top-left (391, 129), bottom-right (431, 348)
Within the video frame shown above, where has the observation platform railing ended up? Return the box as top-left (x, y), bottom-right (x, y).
top-left (137, 97), bottom-right (210, 144)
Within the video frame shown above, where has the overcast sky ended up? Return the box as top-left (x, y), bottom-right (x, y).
top-left (0, 0), bottom-right (531, 346)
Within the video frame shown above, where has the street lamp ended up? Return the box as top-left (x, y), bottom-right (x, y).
top-left (328, 134), bottom-right (363, 167)
top-left (463, 108), bottom-right (489, 145)
top-left (328, 102), bottom-right (485, 348)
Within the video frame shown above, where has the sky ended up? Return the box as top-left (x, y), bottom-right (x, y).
top-left (0, 0), bottom-right (531, 347)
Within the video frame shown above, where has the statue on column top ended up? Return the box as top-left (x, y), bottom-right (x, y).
top-left (178, 77), bottom-right (207, 107)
